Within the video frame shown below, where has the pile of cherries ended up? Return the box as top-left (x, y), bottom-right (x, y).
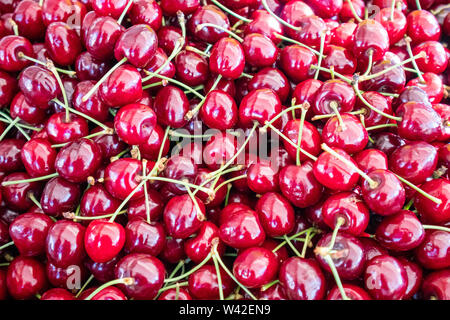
top-left (0, 0), bottom-right (449, 301)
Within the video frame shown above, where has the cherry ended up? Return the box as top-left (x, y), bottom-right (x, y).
top-left (9, 212), bottom-right (54, 257)
top-left (307, 0), bottom-right (342, 18)
top-left (184, 221), bottom-right (223, 264)
top-left (373, 132), bottom-right (405, 156)
top-left (46, 220), bottom-right (86, 268)
top-left (285, 16), bottom-right (327, 49)
top-left (153, 85), bottom-right (189, 128)
top-left (398, 257), bottom-right (422, 300)
top-left (72, 81), bottom-right (109, 122)
top-left (415, 230), bottom-right (450, 270)
top-left (204, 75), bottom-right (236, 97)
top-left (239, 88), bottom-right (282, 128)
top-left (2, 172), bottom-right (42, 212)
top-left (279, 45), bottom-right (316, 84)
top-left (45, 22), bottom-right (82, 66)
top-left (92, 0), bottom-right (128, 19)
top-left (40, 177), bottom-right (80, 217)
top-left (85, 16), bottom-right (123, 61)
top-left (313, 80), bottom-right (356, 115)
top-left (407, 10), bottom-right (441, 45)
top-left (160, 237), bottom-right (186, 264)
top-left (330, 21), bottom-right (357, 50)
top-left (114, 103), bottom-right (157, 145)
top-left (158, 287), bottom-right (192, 300)
top-left (354, 149), bottom-right (388, 174)
top-left (85, 255), bottom-right (120, 283)
top-left (255, 192), bottom-right (294, 237)
top-left (315, 232), bottom-right (365, 280)
top-left (279, 162), bottom-right (323, 208)
top-left (374, 8), bottom-right (407, 46)
top-left (199, 90), bottom-right (238, 130)
top-left (188, 264), bottom-right (234, 300)
top-left (209, 37), bottom-right (245, 80)
top-left (12, 0), bottom-right (44, 40)
top-left (41, 0), bottom-right (86, 27)
top-left (80, 184), bottom-right (120, 220)
top-left (233, 246), bottom-right (278, 289)
top-left (279, 257), bottom-right (326, 300)
top-left (396, 102), bottom-right (442, 142)
top-left (193, 169), bottom-right (227, 208)
top-left (413, 41), bottom-right (448, 74)
top-left (41, 288), bottom-right (75, 300)
top-left (99, 64), bottom-right (142, 107)
top-left (258, 282), bottom-right (288, 300)
top-left (89, 286), bottom-right (128, 300)
top-left (0, 139), bottom-right (25, 173)
top-left (104, 158), bottom-right (146, 201)
top-left (407, 72), bottom-right (444, 104)
top-left (84, 219), bottom-right (125, 263)
top-left (219, 208), bottom-right (265, 249)
top-left (244, 10), bottom-right (282, 44)
top-left (322, 114), bottom-right (368, 154)
top-left (139, 124), bottom-right (170, 160)
top-left (45, 112), bottom-right (89, 144)
top-left (174, 50), bottom-right (209, 87)
top-left (162, 155), bottom-right (197, 195)
top-left (0, 35), bottom-right (34, 72)
top-left (422, 270), bottom-right (450, 300)
top-left (6, 256), bottom-right (47, 300)
top-left (0, 220), bottom-right (8, 246)
top-left (322, 192), bottom-right (370, 236)
top-left (339, 0), bottom-right (364, 22)
top-left (125, 219), bottom-right (165, 256)
top-left (248, 67), bottom-right (290, 103)
top-left (157, 26), bottom-right (182, 55)
top-left (242, 33), bottom-right (278, 68)
top-left (9, 93), bottom-right (44, 125)
top-left (114, 253), bottom-right (165, 300)
top-left (353, 19), bottom-right (389, 62)
top-left (364, 255), bottom-right (407, 300)
top-left (0, 70), bottom-right (17, 107)
top-left (202, 131), bottom-right (239, 170)
top-left (188, 4), bottom-right (230, 43)
top-left (361, 169), bottom-right (406, 216)
top-left (389, 141), bottom-right (437, 185)
top-left (161, 0), bottom-right (199, 16)
top-left (321, 45), bottom-right (356, 80)
top-left (414, 179), bottom-right (450, 224)
top-left (356, 91), bottom-right (392, 128)
top-left (129, 0), bottom-right (163, 31)
top-left (327, 284), bottom-right (371, 300)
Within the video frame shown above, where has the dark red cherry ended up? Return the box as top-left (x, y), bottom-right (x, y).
top-left (279, 162), bottom-right (323, 208)
top-left (255, 192), bottom-right (294, 237)
top-left (92, 0), bottom-right (127, 18)
top-left (313, 80), bottom-right (356, 115)
top-left (159, 237), bottom-right (186, 264)
top-left (373, 132), bottom-right (405, 156)
top-left (415, 230), bottom-right (450, 270)
top-left (162, 155), bottom-right (197, 195)
top-left (200, 90), bottom-right (238, 130)
top-left (90, 286), bottom-right (127, 300)
top-left (174, 50), bottom-right (209, 87)
top-left (354, 149), bottom-right (388, 174)
top-left (202, 131), bottom-right (239, 170)
top-left (184, 221), bottom-right (223, 264)
top-left (389, 141), bottom-right (437, 185)
top-left (330, 21), bottom-right (357, 50)
top-left (248, 67), bottom-right (290, 103)
top-left (187, 4), bottom-right (229, 43)
top-left (45, 112), bottom-right (89, 144)
top-left (327, 284), bottom-right (371, 300)
top-left (72, 80), bottom-right (109, 122)
top-left (0, 139), bottom-right (24, 173)
top-left (279, 257), bottom-right (326, 300)
top-left (353, 19), bottom-right (389, 62)
top-left (307, 0), bottom-right (342, 18)
top-left (2, 172), bottom-right (41, 212)
top-left (80, 184), bottom-right (120, 220)
top-left (0, 35), bottom-right (34, 72)
top-left (373, 8), bottom-right (407, 45)
top-left (55, 138), bottom-right (102, 183)
top-left (242, 33), bottom-right (278, 68)
top-left (285, 15), bottom-right (328, 49)
top-left (407, 72), bottom-right (444, 104)
top-left (99, 64), bottom-right (142, 107)
top-left (322, 192), bottom-right (370, 236)
top-left (75, 52), bottom-right (110, 82)
top-left (9, 212), bottom-right (54, 257)
top-left (239, 88), bottom-right (282, 128)
top-left (398, 258), bottom-right (422, 300)
top-left (219, 209), bottom-right (265, 249)
top-left (375, 210), bottom-right (424, 251)
top-left (0, 70), bottom-right (17, 107)
top-left (158, 288), bottom-right (192, 300)
top-left (45, 261), bottom-right (87, 291)
top-left (125, 219), bottom-right (165, 256)
top-left (114, 253), bottom-right (165, 300)
top-left (45, 22), bottom-right (82, 66)
top-left (361, 169), bottom-right (406, 216)
top-left (188, 264), bottom-right (234, 300)
top-left (193, 169), bottom-right (227, 208)
top-left (138, 124), bottom-right (169, 161)
top-left (322, 114), bottom-right (368, 154)
top-left (153, 85), bottom-right (189, 128)
top-left (321, 45), bottom-right (356, 79)
top-left (104, 158), bottom-right (146, 201)
top-left (396, 102), bottom-right (442, 142)
top-left (19, 138), bottom-right (56, 179)
top-left (41, 288), bottom-right (75, 300)
top-left (246, 161), bottom-right (278, 195)
top-left (315, 232), bottom-right (365, 280)
top-left (85, 255), bottom-right (120, 283)
top-left (407, 10), bottom-right (441, 45)
top-left (40, 177), bottom-right (80, 217)
top-left (10, 93), bottom-right (45, 125)
top-left (209, 37), bottom-right (245, 80)
top-left (84, 219), bottom-right (125, 263)
top-left (129, 0), bottom-right (162, 31)
top-left (41, 0), bottom-right (86, 27)
top-left (156, 26), bottom-right (182, 55)
top-left (12, 0), bottom-right (44, 40)
top-left (414, 179), bottom-right (450, 224)
top-left (395, 85), bottom-right (431, 109)
top-left (233, 247), bottom-right (278, 289)
top-left (204, 75), bottom-right (235, 97)
top-left (422, 270), bottom-right (450, 300)
top-left (364, 255), bottom-right (407, 300)
top-left (6, 256), bottom-right (46, 300)
top-left (279, 45), bottom-right (316, 84)
top-left (114, 103), bottom-right (156, 145)
top-left (85, 16), bottom-right (123, 61)
top-left (46, 220), bottom-right (85, 268)
top-left (160, 0), bottom-right (199, 16)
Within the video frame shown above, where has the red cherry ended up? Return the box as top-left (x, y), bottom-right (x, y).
top-left (99, 64), bottom-right (142, 107)
top-left (0, 35), bottom-right (34, 72)
top-left (339, 0), bottom-right (364, 22)
top-left (321, 45), bottom-right (357, 79)
top-left (188, 264), bottom-right (234, 300)
top-left (72, 80), bottom-right (109, 122)
top-left (327, 284), bottom-right (371, 300)
top-left (203, 131), bottom-right (239, 170)
top-left (6, 256), bottom-right (47, 300)
top-left (407, 10), bottom-right (441, 45)
top-left (85, 255), bottom-right (120, 283)
top-left (374, 8), bottom-right (407, 45)
top-left (414, 179), bottom-right (450, 224)
top-left (114, 103), bottom-right (156, 145)
top-left (413, 41), bottom-right (448, 74)
top-left (322, 114), bottom-right (368, 154)
top-left (21, 138), bottom-right (56, 178)
top-left (248, 67), bottom-right (290, 103)
top-left (313, 80), bottom-right (356, 115)
top-left (239, 88), bottom-right (282, 128)
top-left (92, 0), bottom-right (128, 19)
top-left (45, 22), bottom-right (82, 66)
top-left (104, 158), bottom-right (146, 200)
top-left (242, 33), bottom-right (278, 68)
top-left (153, 85), bottom-right (189, 128)
top-left (256, 192), bottom-right (295, 237)
top-left (160, 0), bottom-right (199, 16)
top-left (2, 172), bottom-right (42, 212)
top-left (279, 45), bottom-right (316, 83)
top-left (398, 257), bottom-right (422, 300)
top-left (45, 112), bottom-right (89, 144)
top-left (209, 37), bottom-right (245, 80)
top-left (13, 0), bottom-right (45, 41)
top-left (90, 286), bottom-right (127, 300)
top-left (184, 221), bottom-right (224, 264)
top-left (125, 219), bottom-right (165, 256)
top-left (354, 149), bottom-right (388, 174)
top-left (139, 124), bottom-right (170, 160)
top-left (85, 16), bottom-right (123, 61)
top-left (415, 230), bottom-right (450, 270)
top-left (396, 102), bottom-right (442, 142)
top-left (330, 21), bottom-right (357, 50)
top-left (80, 184), bottom-right (121, 220)
top-left (129, 0), bottom-right (163, 31)
top-left (174, 50), bottom-right (209, 87)
top-left (158, 287), bottom-right (192, 300)
top-left (200, 90), bottom-right (238, 130)
top-left (41, 288), bottom-right (75, 300)
top-left (84, 219), bottom-right (125, 263)
top-left (0, 70), bottom-right (17, 107)
top-left (40, 176), bottom-right (80, 217)
top-left (422, 270), bottom-right (450, 300)
top-left (41, 0), bottom-right (86, 27)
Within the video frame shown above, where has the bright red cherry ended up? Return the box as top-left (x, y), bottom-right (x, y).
top-left (45, 22), bottom-right (82, 66)
top-left (114, 103), bottom-right (156, 145)
top-left (21, 138), bottom-right (56, 178)
top-left (239, 88), bottom-right (282, 128)
top-left (414, 179), bottom-right (450, 224)
top-left (354, 149), bottom-right (388, 174)
top-left (279, 45), bottom-right (316, 83)
top-left (396, 102), bottom-right (442, 142)
top-left (398, 257), bottom-right (422, 300)
top-left (313, 80), bottom-right (356, 115)
top-left (374, 8), bottom-right (407, 45)
top-left (407, 10), bottom-right (441, 45)
top-left (422, 270), bottom-right (450, 300)
top-left (0, 70), bottom-right (17, 107)
top-left (84, 219), bottom-right (125, 263)
top-left (184, 221), bottom-right (223, 264)
top-left (6, 256), bottom-right (47, 300)
top-left (407, 72), bottom-right (444, 104)
top-left (153, 85), bottom-right (189, 128)
top-left (85, 16), bottom-right (123, 61)
top-left (40, 177), bottom-right (80, 217)
top-left (158, 288), bottom-right (192, 300)
top-left (0, 35), bottom-right (34, 72)
top-left (322, 114), bottom-right (368, 154)
top-left (174, 50), bottom-right (209, 87)
top-left (12, 0), bottom-right (45, 40)
top-left (129, 0), bottom-right (163, 31)
top-left (80, 184), bottom-right (121, 220)
top-left (188, 264), bottom-right (234, 300)
top-left (415, 230), bottom-right (450, 270)
top-left (160, 0), bottom-right (199, 16)
top-left (209, 37), bottom-right (245, 80)
top-left (413, 41), bottom-right (448, 74)
top-left (219, 209), bottom-right (265, 249)
top-left (72, 80), bottom-right (109, 122)
top-left (247, 67), bottom-right (290, 103)
top-left (41, 288), bottom-right (75, 300)
top-left (92, 0), bottom-right (128, 18)
top-left (200, 90), bottom-right (238, 130)
top-left (45, 112), bottom-right (89, 144)
top-left (242, 33), bottom-right (278, 68)
top-left (327, 284), bottom-right (371, 300)
top-left (2, 172), bottom-right (42, 212)
top-left (256, 192), bottom-right (295, 237)
top-left (125, 219), bottom-right (165, 256)
top-left (104, 158), bottom-right (146, 201)
top-left (353, 19), bottom-right (389, 62)
top-left (99, 64), bottom-right (142, 107)
top-left (187, 4), bottom-right (230, 43)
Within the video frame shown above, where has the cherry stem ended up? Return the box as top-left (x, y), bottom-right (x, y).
top-left (264, 121), bottom-right (318, 161)
top-left (84, 278), bottom-right (135, 300)
top-left (53, 99), bottom-right (111, 131)
top-left (275, 34), bottom-right (321, 56)
top-left (345, 0), bottom-right (362, 22)
top-left (155, 126), bottom-right (171, 167)
top-left (185, 183), bottom-right (206, 222)
top-left (51, 129), bottom-right (113, 148)
top-left (414, 0), bottom-right (422, 10)
top-left (403, 198), bottom-right (414, 210)
top-left (283, 234), bottom-right (303, 257)
top-left (1, 172), bottom-right (58, 186)
top-left (17, 53), bottom-right (76, 76)
top-left (9, 19), bottom-right (19, 36)
top-left (310, 65), bottom-right (351, 84)
top-left (192, 165), bottom-right (245, 196)
top-left (296, 107), bottom-right (307, 166)
top-left (143, 71), bottom-right (205, 99)
top-left (142, 81), bottom-right (164, 89)
top-left (240, 72), bottom-right (253, 79)
top-left (141, 159), bottom-right (151, 224)
top-left (196, 23), bottom-right (243, 42)
top-left (169, 130), bottom-right (213, 139)
top-left (321, 143), bottom-right (378, 189)
top-left (224, 183), bottom-right (232, 207)
top-left (0, 117), bottom-right (20, 141)
top-left (142, 39), bottom-right (184, 83)
top-left (404, 36), bottom-right (425, 83)
top-left (301, 229), bottom-right (314, 258)
top-left (210, 0), bottom-right (252, 23)
top-left (362, 49), bottom-right (374, 77)
top-left (212, 254), bottom-right (225, 300)
top-left (164, 253), bottom-right (212, 283)
top-left (389, 0), bottom-right (396, 21)
top-left (328, 217), bottom-right (345, 252)
top-left (393, 174), bottom-right (442, 205)
top-left (0, 241), bottom-right (14, 251)
top-left (157, 281), bottom-right (188, 295)
top-left (64, 210), bottom-right (127, 221)
top-left (185, 45), bottom-right (210, 57)
top-left (365, 123), bottom-right (398, 131)
top-left (261, 0), bottom-right (301, 31)
top-left (329, 101), bottom-right (347, 130)
top-left (75, 275), bottom-right (94, 299)
top-left (261, 103), bottom-right (308, 131)
top-left (314, 32), bottom-right (326, 80)
top-left (110, 148), bottom-right (130, 162)
top-left (359, 115), bottom-right (375, 144)
top-left (0, 113), bottom-right (39, 132)
top-left (28, 192), bottom-right (42, 209)
top-left (324, 255), bottom-right (350, 300)
top-left (108, 179), bottom-right (146, 223)
top-left (186, 74), bottom-right (222, 120)
top-left (312, 109), bottom-right (366, 121)
top-left (213, 175), bottom-right (247, 194)
top-left (82, 57), bottom-right (128, 102)
top-left (117, 0), bottom-right (134, 25)
top-left (272, 227), bottom-right (317, 252)
top-left (422, 225), bottom-right (450, 233)
top-left (46, 59), bottom-right (70, 122)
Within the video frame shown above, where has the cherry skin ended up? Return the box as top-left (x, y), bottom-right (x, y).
top-left (242, 33), bottom-right (278, 68)
top-left (364, 255), bottom-right (408, 300)
top-left (129, 0), bottom-right (163, 31)
top-left (114, 253), bottom-right (165, 300)
top-left (99, 64), bottom-right (142, 107)
top-left (90, 286), bottom-right (127, 300)
top-left (114, 103), bottom-right (156, 146)
top-left (13, 0), bottom-right (45, 40)
top-left (413, 41), bottom-right (448, 74)
top-left (353, 19), bottom-right (389, 62)
top-left (162, 155), bottom-right (198, 195)
top-left (279, 45), bottom-right (316, 84)
top-left (159, 237), bottom-right (186, 264)
top-left (279, 257), bottom-right (326, 300)
top-left (0, 139), bottom-right (25, 173)
top-left (193, 168), bottom-right (227, 208)
top-left (85, 16), bottom-right (123, 61)
top-left (41, 0), bottom-right (86, 27)
top-left (187, 4), bottom-right (230, 43)
top-left (9, 212), bottom-right (54, 257)
top-left (139, 124), bottom-right (170, 161)
top-left (92, 0), bottom-right (128, 19)
top-left (127, 189), bottom-right (164, 222)
top-left (356, 91), bottom-right (392, 128)
top-left (322, 192), bottom-right (370, 236)
top-left (188, 264), bottom-right (234, 300)
top-left (104, 158), bottom-right (146, 201)
top-left (204, 75), bottom-right (236, 97)
top-left (45, 112), bottom-right (89, 144)
top-left (415, 230), bottom-right (450, 270)
top-left (156, 26), bottom-right (182, 55)
top-left (321, 45), bottom-right (357, 80)
top-left (160, 0), bottom-right (199, 16)
top-left (125, 219), bottom-right (165, 256)
top-left (330, 21), bottom-right (357, 50)
top-left (322, 114), bottom-right (368, 154)
top-left (45, 220), bottom-right (86, 268)
top-left (407, 10), bottom-right (441, 45)
top-left (21, 138), bottom-right (56, 178)
top-left (422, 270), bottom-right (450, 300)
top-left (0, 70), bottom-right (17, 108)
top-left (239, 88), bottom-right (282, 128)
top-left (244, 10), bottom-right (282, 44)
top-left (18, 65), bottom-right (60, 109)
top-left (1, 172), bottom-right (42, 212)
top-left (72, 81), bottom-right (109, 122)
top-left (75, 52), bottom-right (110, 82)
top-left (407, 72), bottom-right (444, 104)
top-left (255, 192), bottom-right (295, 237)
top-left (315, 232), bottom-right (365, 280)
top-left (6, 257), bottom-right (47, 300)
top-left (248, 67), bottom-right (291, 103)
top-left (354, 149), bottom-right (388, 174)
top-left (219, 209), bottom-right (265, 249)
top-left (158, 288), bottom-right (192, 300)
top-left (374, 8), bottom-right (407, 46)
top-left (10, 92), bottom-right (46, 125)
top-left (398, 257), bottom-right (422, 300)
top-left (0, 35), bottom-right (34, 72)
top-left (389, 141), bottom-right (437, 185)
top-left (184, 221), bottom-right (223, 264)
top-left (313, 80), bottom-right (356, 115)
top-left (80, 184), bottom-right (121, 220)
top-left (174, 50), bottom-right (209, 87)
top-left (84, 219), bottom-right (125, 263)
top-left (286, 15), bottom-right (328, 49)
top-left (85, 255), bottom-right (120, 283)
top-left (313, 147), bottom-right (359, 191)
top-left (233, 246), bottom-right (279, 289)
top-left (153, 85), bottom-right (189, 128)
top-left (339, 0), bottom-right (364, 22)
top-left (361, 169), bottom-right (406, 216)
top-left (279, 162), bottom-right (323, 208)
top-left (40, 177), bottom-right (80, 217)
top-left (209, 37), bottom-right (245, 80)
top-left (163, 194), bottom-right (205, 239)
top-left (202, 131), bottom-right (239, 170)
top-left (327, 284), bottom-right (371, 300)
top-left (41, 288), bottom-right (75, 300)
top-left (200, 90), bottom-right (238, 130)
top-left (45, 22), bottom-right (82, 66)
top-left (414, 179), bottom-right (450, 224)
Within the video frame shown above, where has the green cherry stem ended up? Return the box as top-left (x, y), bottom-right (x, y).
top-left (261, 0), bottom-right (301, 31)
top-left (390, 0), bottom-right (396, 21)
top-left (212, 254), bottom-right (225, 300)
top-left (324, 255), bottom-right (350, 300)
top-left (1, 172), bottom-right (59, 186)
top-left (46, 59), bottom-right (70, 122)
top-left (345, 0), bottom-right (363, 22)
top-left (422, 225), bottom-right (450, 233)
top-left (365, 123), bottom-right (398, 131)
top-left (404, 36), bottom-right (425, 83)
top-left (283, 234), bottom-right (303, 257)
top-left (261, 103), bottom-right (308, 131)
top-left (75, 275), bottom-right (94, 299)
top-left (361, 49), bottom-right (374, 77)
top-left (394, 174), bottom-right (442, 205)
top-left (143, 70), bottom-right (205, 99)
top-left (210, 0), bottom-right (252, 23)
top-left (117, 0), bottom-right (134, 25)
top-left (17, 52), bottom-right (76, 76)
top-left (196, 23), bottom-right (243, 42)
top-left (0, 241), bottom-right (14, 251)
top-left (296, 106), bottom-right (308, 166)
top-left (28, 192), bottom-right (42, 209)
top-left (0, 117), bottom-right (20, 141)
top-left (275, 33), bottom-right (321, 56)
top-left (84, 278), bottom-right (135, 300)
top-left (314, 32), bottom-right (326, 80)
top-left (164, 253), bottom-right (212, 283)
